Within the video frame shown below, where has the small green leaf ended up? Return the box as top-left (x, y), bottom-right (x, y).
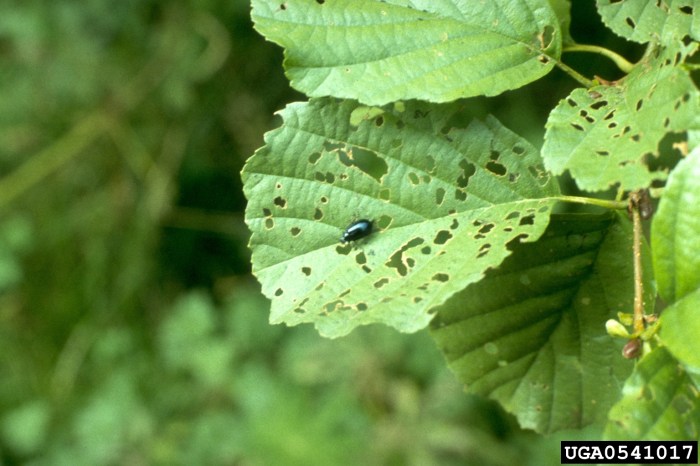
top-left (604, 347), bottom-right (700, 440)
top-left (660, 288), bottom-right (700, 370)
top-left (542, 46), bottom-right (699, 192)
top-left (430, 212), bottom-right (646, 433)
top-left (251, 0), bottom-right (562, 105)
top-left (652, 147), bottom-right (700, 303)
top-left (242, 99), bottom-right (559, 337)
top-left (597, 0), bottom-right (700, 45)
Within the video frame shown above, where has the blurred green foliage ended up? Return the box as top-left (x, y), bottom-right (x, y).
top-left (0, 1), bottom-right (622, 464)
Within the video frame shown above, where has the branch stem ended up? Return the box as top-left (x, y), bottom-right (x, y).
top-left (563, 44), bottom-right (636, 73)
top-left (555, 195), bottom-right (628, 210)
top-left (555, 61), bottom-right (596, 88)
top-left (630, 192), bottom-right (645, 334)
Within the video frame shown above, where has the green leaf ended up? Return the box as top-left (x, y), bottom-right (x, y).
top-left (542, 46), bottom-right (699, 192)
top-left (430, 212), bottom-right (647, 433)
top-left (660, 288), bottom-right (700, 370)
top-left (251, 0), bottom-right (562, 105)
top-left (242, 99), bottom-right (559, 337)
top-left (597, 0), bottom-right (700, 45)
top-left (652, 146), bottom-right (700, 303)
top-left (604, 347), bottom-right (700, 440)
top-left (548, 0), bottom-right (574, 46)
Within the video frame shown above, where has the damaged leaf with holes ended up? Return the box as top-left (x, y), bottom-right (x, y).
top-left (597, 0), bottom-right (700, 45)
top-left (430, 212), bottom-right (652, 433)
top-left (242, 98), bottom-right (559, 337)
top-left (251, 0), bottom-right (562, 105)
top-left (542, 45), bottom-right (700, 192)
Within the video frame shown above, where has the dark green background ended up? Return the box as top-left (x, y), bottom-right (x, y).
top-left (0, 1), bottom-right (642, 464)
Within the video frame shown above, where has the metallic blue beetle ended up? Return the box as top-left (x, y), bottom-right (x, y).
top-left (340, 219), bottom-right (373, 244)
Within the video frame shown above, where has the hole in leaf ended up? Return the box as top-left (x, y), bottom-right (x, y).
top-left (432, 273), bottom-right (449, 283)
top-left (433, 230), bottom-right (453, 245)
top-left (263, 208), bottom-right (272, 217)
top-left (413, 296), bottom-right (423, 303)
top-left (604, 110), bottom-right (615, 120)
top-left (379, 189), bottom-right (391, 201)
top-left (314, 208), bottom-right (324, 220)
top-left (408, 172), bottom-right (420, 185)
top-left (631, 134), bottom-right (641, 142)
top-left (477, 243), bottom-right (491, 258)
top-left (519, 214), bottom-right (535, 226)
top-left (357, 302), bottom-right (368, 311)
top-left (663, 117), bottom-right (670, 128)
top-left (335, 244), bottom-right (351, 255)
top-left (316, 0), bottom-right (325, 4)
top-left (636, 100), bottom-right (643, 111)
top-left (374, 278), bottom-right (389, 289)
top-left (425, 155), bottom-right (436, 173)
top-left (375, 116), bottom-right (384, 127)
top-left (280, 3), bottom-right (286, 10)
top-left (265, 218), bottom-right (274, 229)
top-left (566, 98), bottom-right (577, 107)
top-left (449, 218), bottom-right (459, 230)
top-left (625, 17), bottom-right (636, 29)
top-left (385, 238), bottom-right (424, 276)
top-left (362, 265), bottom-right (372, 273)
top-left (421, 246), bottom-right (431, 255)
top-left (308, 152), bottom-right (321, 164)
top-left (590, 100), bottom-right (608, 110)
top-left (512, 145), bottom-right (525, 155)
top-left (570, 123), bottom-right (584, 131)
top-left (337, 145), bottom-right (387, 182)
top-left (377, 215), bottom-right (392, 230)
top-left (435, 187), bottom-right (446, 205)
top-left (596, 150), bottom-right (610, 157)
top-left (486, 161), bottom-right (507, 176)
top-left (478, 223), bottom-right (495, 235)
top-left (301, 267), bottom-right (311, 276)
top-left (538, 25), bottom-right (555, 49)
top-left (457, 159), bottom-right (476, 188)
top-left (320, 196), bottom-right (328, 204)
top-left (454, 189), bottom-right (467, 201)
top-left (275, 288), bottom-right (283, 296)
top-left (355, 252), bottom-right (367, 265)
top-left (273, 196), bottom-right (287, 208)
top-left (290, 227), bottom-right (301, 236)
top-left (680, 5), bottom-right (693, 14)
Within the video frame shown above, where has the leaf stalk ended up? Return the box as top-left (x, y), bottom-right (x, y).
top-left (562, 44), bottom-right (636, 74)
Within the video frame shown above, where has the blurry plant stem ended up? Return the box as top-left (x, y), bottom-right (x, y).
top-left (0, 115), bottom-right (109, 210)
top-left (0, 10), bottom-right (230, 211)
top-left (563, 44), bottom-right (635, 73)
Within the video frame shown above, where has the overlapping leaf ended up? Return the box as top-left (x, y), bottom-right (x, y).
top-left (431, 213), bottom-right (650, 433)
top-left (542, 46), bottom-right (699, 192)
top-left (597, 0), bottom-right (700, 45)
top-left (652, 147), bottom-right (700, 370)
top-left (652, 146), bottom-right (700, 303)
top-left (604, 347), bottom-right (700, 440)
top-left (251, 0), bottom-right (562, 105)
top-left (242, 99), bottom-right (559, 337)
